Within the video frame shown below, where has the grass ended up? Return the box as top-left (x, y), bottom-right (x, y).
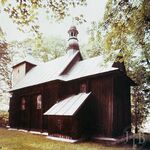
top-left (0, 128), bottom-right (135, 150)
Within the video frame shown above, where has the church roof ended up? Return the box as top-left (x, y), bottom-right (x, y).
top-left (11, 51), bottom-right (81, 91)
top-left (60, 54), bottom-right (117, 81)
top-left (44, 92), bottom-right (91, 116)
top-left (11, 51), bottom-right (120, 91)
top-left (12, 55), bottom-right (40, 68)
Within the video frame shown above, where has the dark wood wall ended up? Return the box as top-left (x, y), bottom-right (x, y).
top-left (25, 63), bottom-right (36, 73)
top-left (48, 116), bottom-right (76, 139)
top-left (9, 95), bottom-right (20, 128)
top-left (47, 95), bottom-right (94, 139)
top-left (75, 95), bottom-right (96, 138)
top-left (90, 75), bottom-right (114, 137)
top-left (59, 80), bottom-right (79, 99)
top-left (9, 81), bottom-right (60, 131)
top-left (113, 74), bottom-right (131, 136)
top-left (9, 72), bottom-right (131, 138)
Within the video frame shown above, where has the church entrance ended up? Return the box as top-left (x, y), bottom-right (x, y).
top-left (30, 94), bottom-right (43, 131)
top-left (19, 96), bottom-right (29, 130)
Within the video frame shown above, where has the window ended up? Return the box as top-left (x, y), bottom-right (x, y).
top-left (36, 94), bottom-right (42, 109)
top-left (80, 83), bottom-right (87, 92)
top-left (71, 32), bottom-right (74, 36)
top-left (21, 98), bottom-right (26, 110)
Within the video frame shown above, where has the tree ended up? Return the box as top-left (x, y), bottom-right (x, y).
top-left (9, 36), bottom-right (67, 62)
top-left (84, 22), bottom-right (103, 58)
top-left (0, 0), bottom-right (87, 35)
top-left (32, 36), bottom-right (67, 62)
top-left (0, 28), bottom-right (7, 58)
top-left (0, 48), bottom-right (12, 89)
top-left (101, 0), bottom-right (150, 66)
top-left (129, 55), bottom-right (150, 133)
top-left (0, 27), bottom-right (12, 93)
top-left (87, 0), bottom-right (150, 132)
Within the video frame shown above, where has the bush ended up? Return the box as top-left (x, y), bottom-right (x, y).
top-left (0, 111), bottom-right (9, 127)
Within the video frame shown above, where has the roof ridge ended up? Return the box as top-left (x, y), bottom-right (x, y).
top-left (59, 51), bottom-right (81, 75)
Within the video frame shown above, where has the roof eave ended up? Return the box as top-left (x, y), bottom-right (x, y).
top-left (12, 61), bottom-right (37, 68)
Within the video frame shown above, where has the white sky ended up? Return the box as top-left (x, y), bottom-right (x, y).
top-left (0, 0), bottom-right (107, 44)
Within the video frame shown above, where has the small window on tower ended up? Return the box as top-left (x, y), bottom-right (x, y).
top-left (37, 94), bottom-right (42, 109)
top-left (71, 32), bottom-right (74, 36)
top-left (80, 83), bottom-right (87, 93)
top-left (21, 98), bottom-right (26, 110)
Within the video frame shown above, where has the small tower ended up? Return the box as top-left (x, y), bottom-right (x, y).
top-left (12, 56), bottom-right (38, 87)
top-left (67, 26), bottom-right (79, 54)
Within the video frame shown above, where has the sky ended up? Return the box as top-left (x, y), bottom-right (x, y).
top-left (0, 0), bottom-right (107, 44)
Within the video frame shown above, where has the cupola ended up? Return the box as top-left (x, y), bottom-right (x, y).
top-left (67, 26), bottom-right (79, 54)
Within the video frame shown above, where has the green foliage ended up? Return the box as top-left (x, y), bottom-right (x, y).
top-left (0, 111), bottom-right (9, 127)
top-left (11, 36), bottom-right (67, 62)
top-left (0, 27), bottom-right (7, 57)
top-left (0, 48), bottom-right (12, 89)
top-left (85, 22), bottom-right (103, 58)
top-left (0, 0), bottom-right (87, 35)
top-left (102, 0), bottom-right (150, 65)
top-left (32, 36), bottom-right (66, 62)
top-left (0, 27), bottom-right (12, 92)
top-left (130, 59), bottom-right (150, 132)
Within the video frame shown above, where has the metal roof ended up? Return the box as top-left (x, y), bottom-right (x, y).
top-left (12, 55), bottom-right (40, 68)
top-left (60, 55), bottom-right (118, 81)
top-left (11, 51), bottom-right (119, 91)
top-left (11, 51), bottom-right (80, 91)
top-left (44, 92), bottom-right (91, 116)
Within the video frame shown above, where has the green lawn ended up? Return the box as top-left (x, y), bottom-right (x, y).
top-left (0, 128), bottom-right (135, 150)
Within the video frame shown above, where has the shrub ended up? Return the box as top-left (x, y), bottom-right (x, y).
top-left (0, 111), bottom-right (9, 127)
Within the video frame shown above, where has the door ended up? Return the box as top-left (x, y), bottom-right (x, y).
top-left (30, 94), bottom-right (43, 131)
top-left (20, 96), bottom-right (29, 129)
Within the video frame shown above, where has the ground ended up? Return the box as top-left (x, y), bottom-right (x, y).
top-left (0, 128), bottom-right (135, 150)
top-left (1, 128), bottom-right (150, 150)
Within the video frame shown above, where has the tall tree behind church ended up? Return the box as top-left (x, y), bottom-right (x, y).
top-left (0, 27), bottom-right (12, 92)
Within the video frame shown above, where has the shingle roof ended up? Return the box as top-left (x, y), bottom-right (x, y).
top-left (44, 92), bottom-right (91, 116)
top-left (11, 51), bottom-right (119, 91)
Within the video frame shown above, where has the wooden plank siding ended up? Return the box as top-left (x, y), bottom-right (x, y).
top-left (47, 95), bottom-right (94, 139)
top-left (59, 80), bottom-right (79, 100)
top-left (42, 82), bottom-right (60, 131)
top-left (25, 62), bottom-right (36, 74)
top-left (90, 75), bottom-right (114, 137)
top-left (9, 81), bottom-right (60, 132)
top-left (48, 116), bottom-right (76, 139)
top-left (9, 96), bottom-right (20, 128)
top-left (9, 71), bottom-right (132, 138)
top-left (112, 74), bottom-right (131, 137)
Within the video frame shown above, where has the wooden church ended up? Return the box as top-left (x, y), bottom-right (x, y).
top-left (9, 26), bottom-right (135, 140)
